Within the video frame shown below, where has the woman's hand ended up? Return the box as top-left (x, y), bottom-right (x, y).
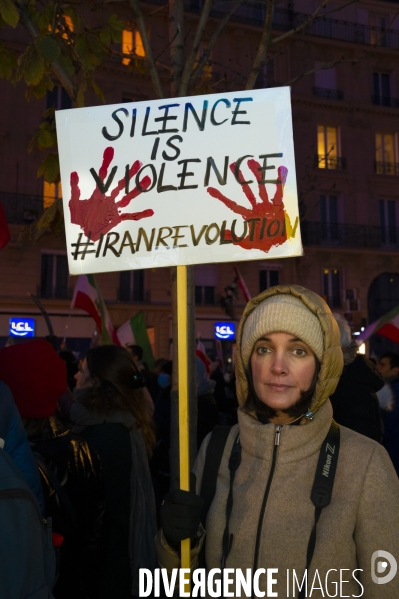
top-left (160, 475), bottom-right (203, 550)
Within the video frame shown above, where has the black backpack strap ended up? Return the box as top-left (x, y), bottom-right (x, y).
top-left (34, 453), bottom-right (78, 529)
top-left (200, 425), bottom-right (232, 526)
top-left (198, 425), bottom-right (232, 568)
top-left (298, 420), bottom-right (340, 599)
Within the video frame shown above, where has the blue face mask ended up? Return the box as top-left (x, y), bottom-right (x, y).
top-left (158, 373), bottom-right (171, 389)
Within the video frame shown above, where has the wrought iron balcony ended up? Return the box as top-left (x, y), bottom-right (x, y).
top-left (374, 161), bottom-right (399, 175)
top-left (316, 155), bottom-right (347, 170)
top-left (372, 95), bottom-right (399, 108)
top-left (179, 1), bottom-right (399, 50)
top-left (313, 87), bottom-right (344, 100)
top-left (1, 192), bottom-right (44, 224)
top-left (301, 222), bottom-right (399, 250)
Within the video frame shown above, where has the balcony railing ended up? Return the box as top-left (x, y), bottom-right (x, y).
top-left (372, 95), bottom-right (399, 108)
top-left (313, 87), bottom-right (344, 100)
top-left (302, 222), bottom-right (399, 249)
top-left (179, 1), bottom-right (399, 50)
top-left (374, 161), bottom-right (399, 175)
top-left (1, 192), bottom-right (43, 224)
top-left (316, 155), bottom-right (347, 170)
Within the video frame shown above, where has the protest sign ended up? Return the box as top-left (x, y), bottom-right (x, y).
top-left (55, 87), bottom-right (302, 276)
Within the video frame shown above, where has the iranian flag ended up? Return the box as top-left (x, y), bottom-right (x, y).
top-left (116, 312), bottom-right (154, 370)
top-left (71, 274), bottom-right (119, 345)
top-left (234, 267), bottom-right (251, 303)
top-left (357, 304), bottom-right (399, 343)
top-left (196, 339), bottom-right (211, 374)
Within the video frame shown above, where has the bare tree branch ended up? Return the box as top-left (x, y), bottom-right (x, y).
top-left (189, 0), bottom-right (245, 89)
top-left (271, 0), bottom-right (329, 45)
top-left (284, 56), bottom-right (352, 86)
top-left (178, 0), bottom-right (214, 96)
top-left (169, 0), bottom-right (185, 95)
top-left (322, 0), bottom-right (361, 18)
top-left (128, 0), bottom-right (164, 99)
top-left (245, 0), bottom-right (275, 90)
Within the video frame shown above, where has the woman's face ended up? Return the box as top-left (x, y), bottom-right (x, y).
top-left (250, 332), bottom-right (316, 423)
top-left (74, 358), bottom-right (93, 389)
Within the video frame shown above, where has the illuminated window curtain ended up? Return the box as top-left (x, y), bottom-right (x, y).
top-left (122, 30), bottom-right (133, 65)
top-left (122, 30), bottom-right (145, 64)
top-left (134, 31), bottom-right (145, 57)
top-left (317, 125), bottom-right (338, 169)
top-left (43, 181), bottom-right (62, 209)
top-left (376, 133), bottom-right (395, 164)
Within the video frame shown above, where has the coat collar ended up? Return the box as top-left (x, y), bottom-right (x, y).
top-left (238, 400), bottom-right (333, 464)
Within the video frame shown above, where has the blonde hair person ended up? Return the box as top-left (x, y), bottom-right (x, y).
top-left (157, 285), bottom-right (399, 598)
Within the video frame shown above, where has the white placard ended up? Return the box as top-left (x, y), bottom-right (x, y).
top-left (55, 87), bottom-right (302, 275)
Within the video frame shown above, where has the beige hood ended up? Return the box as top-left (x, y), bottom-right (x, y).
top-left (235, 284), bottom-right (344, 419)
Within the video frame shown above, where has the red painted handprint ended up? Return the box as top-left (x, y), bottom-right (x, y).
top-left (69, 147), bottom-right (154, 242)
top-left (207, 159), bottom-right (298, 252)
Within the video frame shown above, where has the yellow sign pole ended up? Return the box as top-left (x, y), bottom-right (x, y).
top-left (177, 265), bottom-right (191, 578)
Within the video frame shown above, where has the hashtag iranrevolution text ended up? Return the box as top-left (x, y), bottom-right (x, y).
top-left (70, 215), bottom-right (294, 261)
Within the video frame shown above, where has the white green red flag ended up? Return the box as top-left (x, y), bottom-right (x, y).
top-left (116, 312), bottom-right (154, 370)
top-left (196, 339), bottom-right (211, 374)
top-left (234, 267), bottom-right (251, 303)
top-left (71, 274), bottom-right (118, 345)
top-left (357, 304), bottom-right (399, 343)
top-left (116, 320), bottom-right (136, 347)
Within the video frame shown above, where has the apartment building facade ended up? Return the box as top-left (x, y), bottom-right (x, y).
top-left (1, 0), bottom-right (399, 358)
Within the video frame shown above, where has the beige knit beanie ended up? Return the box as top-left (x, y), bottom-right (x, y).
top-left (241, 294), bottom-right (324, 368)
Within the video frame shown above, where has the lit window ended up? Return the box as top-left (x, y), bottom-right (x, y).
top-left (135, 31), bottom-right (145, 57)
top-left (43, 181), bottom-right (62, 209)
top-left (122, 29), bottom-right (145, 65)
top-left (317, 125), bottom-right (340, 169)
top-left (375, 133), bottom-right (398, 174)
top-left (122, 30), bottom-right (133, 65)
top-left (62, 15), bottom-right (73, 38)
top-left (49, 14), bottom-right (73, 39)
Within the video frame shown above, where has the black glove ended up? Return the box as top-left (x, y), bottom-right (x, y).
top-left (160, 474), bottom-right (203, 550)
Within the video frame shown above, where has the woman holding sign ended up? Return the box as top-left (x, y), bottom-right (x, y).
top-left (157, 285), bottom-right (399, 598)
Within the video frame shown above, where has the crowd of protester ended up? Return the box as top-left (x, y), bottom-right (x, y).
top-left (0, 289), bottom-right (398, 597)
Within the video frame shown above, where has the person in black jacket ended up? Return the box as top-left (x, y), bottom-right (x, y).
top-left (0, 340), bottom-right (103, 599)
top-left (71, 345), bottom-right (157, 599)
top-left (329, 313), bottom-right (384, 442)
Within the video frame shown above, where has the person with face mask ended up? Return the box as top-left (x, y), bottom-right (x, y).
top-left (157, 285), bottom-right (399, 598)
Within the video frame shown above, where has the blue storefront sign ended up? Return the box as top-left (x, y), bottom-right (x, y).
top-left (9, 318), bottom-right (35, 338)
top-left (214, 322), bottom-right (235, 340)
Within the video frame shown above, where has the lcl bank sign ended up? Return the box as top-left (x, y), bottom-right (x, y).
top-left (9, 318), bottom-right (35, 338)
top-left (214, 322), bottom-right (236, 341)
